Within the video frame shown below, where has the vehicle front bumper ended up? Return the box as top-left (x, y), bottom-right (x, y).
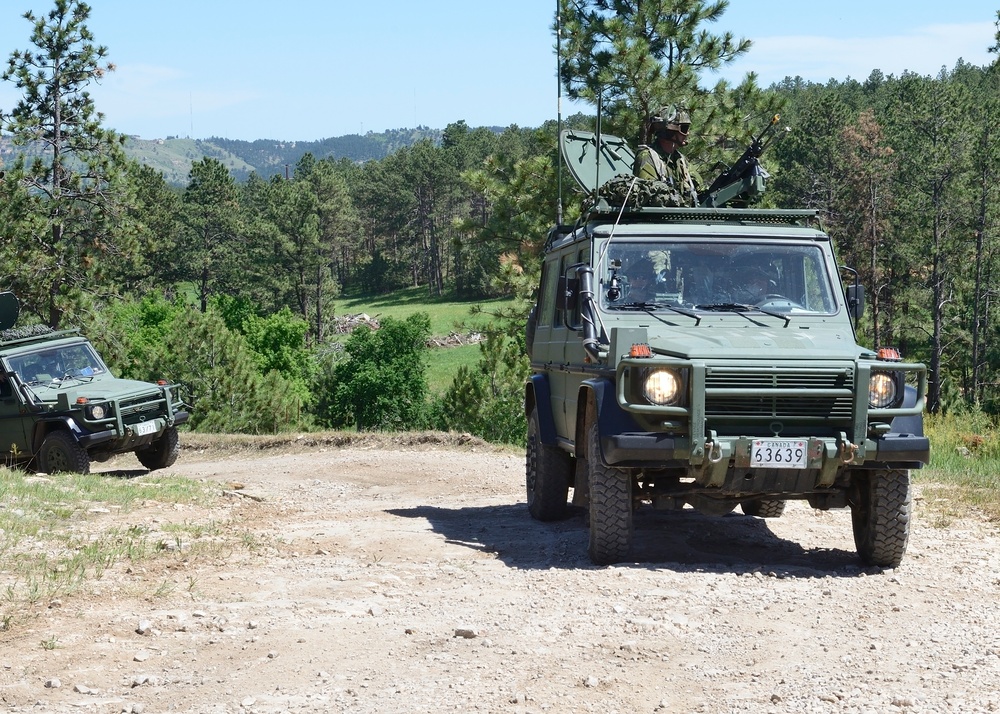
top-left (602, 431), bottom-right (930, 488)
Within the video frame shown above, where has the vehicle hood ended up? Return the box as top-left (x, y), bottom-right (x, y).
top-left (641, 324), bottom-right (865, 362)
top-left (29, 376), bottom-right (165, 405)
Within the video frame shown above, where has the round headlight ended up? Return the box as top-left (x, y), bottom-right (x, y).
top-left (643, 368), bottom-right (682, 406)
top-left (88, 404), bottom-right (107, 420)
top-left (869, 372), bottom-right (898, 409)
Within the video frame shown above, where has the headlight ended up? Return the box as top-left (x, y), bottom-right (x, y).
top-left (86, 404), bottom-right (108, 420)
top-left (643, 368), bottom-right (682, 406)
top-left (869, 371), bottom-right (899, 409)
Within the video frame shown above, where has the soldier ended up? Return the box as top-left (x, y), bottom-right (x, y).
top-left (625, 257), bottom-right (657, 303)
top-left (633, 105), bottom-right (699, 207)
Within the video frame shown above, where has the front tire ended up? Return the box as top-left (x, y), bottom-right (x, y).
top-left (38, 430), bottom-right (90, 474)
top-left (525, 407), bottom-right (572, 521)
top-left (587, 423), bottom-right (633, 565)
top-left (136, 426), bottom-right (180, 470)
top-left (850, 469), bottom-right (911, 567)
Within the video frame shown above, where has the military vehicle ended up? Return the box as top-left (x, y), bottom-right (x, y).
top-left (0, 292), bottom-right (188, 474)
top-left (524, 124), bottom-right (929, 567)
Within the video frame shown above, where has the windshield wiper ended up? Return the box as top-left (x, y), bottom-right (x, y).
top-left (58, 371), bottom-right (94, 383)
top-left (695, 303), bottom-right (791, 326)
top-left (609, 301), bottom-right (702, 324)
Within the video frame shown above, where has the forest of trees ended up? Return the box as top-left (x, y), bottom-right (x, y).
top-left (2, 0), bottom-right (1000, 442)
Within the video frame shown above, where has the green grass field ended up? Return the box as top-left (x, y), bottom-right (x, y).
top-left (332, 286), bottom-right (515, 336)
top-left (332, 287), bottom-right (516, 394)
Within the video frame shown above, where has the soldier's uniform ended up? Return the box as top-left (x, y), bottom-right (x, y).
top-left (633, 145), bottom-right (699, 206)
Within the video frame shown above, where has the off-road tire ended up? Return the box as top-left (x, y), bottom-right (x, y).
top-left (525, 407), bottom-right (571, 521)
top-left (38, 430), bottom-right (90, 475)
top-left (587, 423), bottom-right (633, 565)
top-left (741, 499), bottom-right (787, 518)
top-left (851, 469), bottom-right (911, 568)
top-left (136, 425), bottom-right (180, 471)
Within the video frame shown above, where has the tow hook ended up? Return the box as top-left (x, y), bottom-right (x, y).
top-left (839, 439), bottom-right (859, 464)
top-left (706, 440), bottom-right (724, 464)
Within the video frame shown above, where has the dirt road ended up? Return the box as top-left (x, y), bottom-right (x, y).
top-left (3, 440), bottom-right (1000, 713)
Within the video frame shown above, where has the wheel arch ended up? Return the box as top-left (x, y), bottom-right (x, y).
top-left (525, 374), bottom-right (558, 445)
top-left (574, 377), bottom-right (644, 463)
top-left (30, 417), bottom-right (82, 454)
top-left (889, 385), bottom-right (924, 436)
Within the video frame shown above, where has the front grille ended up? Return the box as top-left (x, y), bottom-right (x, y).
top-left (118, 394), bottom-right (166, 422)
top-left (704, 367), bottom-right (854, 422)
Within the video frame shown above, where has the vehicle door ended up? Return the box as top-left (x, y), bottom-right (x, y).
top-left (0, 371), bottom-right (32, 462)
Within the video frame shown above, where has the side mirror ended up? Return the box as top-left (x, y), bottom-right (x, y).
top-left (846, 284), bottom-right (865, 322)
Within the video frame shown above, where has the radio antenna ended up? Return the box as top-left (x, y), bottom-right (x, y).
top-left (555, 0), bottom-right (564, 225)
top-left (594, 92), bottom-right (602, 206)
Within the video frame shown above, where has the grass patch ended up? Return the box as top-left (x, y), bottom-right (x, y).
top-left (332, 286), bottom-right (514, 337)
top-left (917, 412), bottom-right (1000, 524)
top-left (426, 343), bottom-right (481, 394)
top-left (0, 469), bottom-right (222, 628)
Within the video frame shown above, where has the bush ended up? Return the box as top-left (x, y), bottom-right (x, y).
top-left (149, 306), bottom-right (308, 433)
top-left (317, 313), bottom-right (431, 431)
top-left (431, 330), bottom-right (529, 445)
top-left (214, 295), bottom-right (314, 408)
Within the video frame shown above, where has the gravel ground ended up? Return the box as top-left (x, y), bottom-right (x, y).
top-left (2, 442), bottom-right (999, 714)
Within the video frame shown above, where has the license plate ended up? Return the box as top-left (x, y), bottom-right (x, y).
top-left (134, 420), bottom-right (159, 436)
top-left (751, 439), bottom-right (807, 469)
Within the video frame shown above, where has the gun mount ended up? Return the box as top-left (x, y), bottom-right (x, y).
top-left (700, 114), bottom-right (790, 208)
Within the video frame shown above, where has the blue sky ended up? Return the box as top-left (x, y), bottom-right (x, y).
top-left (0, 1), bottom-right (995, 142)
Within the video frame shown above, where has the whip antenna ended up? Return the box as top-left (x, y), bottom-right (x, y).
top-left (556, 0), bottom-right (564, 225)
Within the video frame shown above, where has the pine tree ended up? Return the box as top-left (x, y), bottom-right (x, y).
top-left (1, 0), bottom-right (132, 327)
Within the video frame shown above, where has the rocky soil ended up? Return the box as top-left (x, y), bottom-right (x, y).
top-left (2, 440), bottom-right (1000, 713)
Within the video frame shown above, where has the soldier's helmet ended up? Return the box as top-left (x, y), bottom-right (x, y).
top-left (651, 105), bottom-right (691, 138)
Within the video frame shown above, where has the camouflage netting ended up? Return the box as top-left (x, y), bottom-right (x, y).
top-left (0, 324), bottom-right (54, 342)
top-left (591, 174), bottom-right (695, 209)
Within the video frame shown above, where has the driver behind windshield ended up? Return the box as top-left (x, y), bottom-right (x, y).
top-left (734, 265), bottom-right (774, 304)
top-left (625, 257), bottom-right (657, 303)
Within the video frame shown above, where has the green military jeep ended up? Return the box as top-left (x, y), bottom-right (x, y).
top-left (0, 292), bottom-right (188, 474)
top-left (524, 131), bottom-right (929, 567)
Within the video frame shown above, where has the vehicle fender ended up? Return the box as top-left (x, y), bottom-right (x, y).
top-left (890, 385), bottom-right (924, 436)
top-left (577, 377), bottom-right (643, 459)
top-left (30, 417), bottom-right (83, 452)
top-left (525, 374), bottom-right (558, 445)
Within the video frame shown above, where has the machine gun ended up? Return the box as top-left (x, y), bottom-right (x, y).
top-left (699, 114), bottom-right (788, 208)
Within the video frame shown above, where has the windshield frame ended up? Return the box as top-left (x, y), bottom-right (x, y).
top-left (595, 235), bottom-right (842, 318)
top-left (4, 339), bottom-right (111, 386)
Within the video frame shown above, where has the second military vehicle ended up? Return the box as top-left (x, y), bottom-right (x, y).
top-left (0, 292), bottom-right (188, 474)
top-left (525, 128), bottom-right (929, 568)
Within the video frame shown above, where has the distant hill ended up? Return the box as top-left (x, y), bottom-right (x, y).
top-left (123, 127), bottom-right (444, 184)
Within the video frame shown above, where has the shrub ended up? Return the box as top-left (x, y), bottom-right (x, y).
top-left (317, 313), bottom-right (431, 431)
top-left (431, 330), bottom-right (529, 445)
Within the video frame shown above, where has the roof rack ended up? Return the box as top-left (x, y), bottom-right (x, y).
top-left (583, 204), bottom-right (819, 226)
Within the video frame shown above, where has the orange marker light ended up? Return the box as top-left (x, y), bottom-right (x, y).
top-left (629, 343), bottom-right (653, 358)
top-left (876, 347), bottom-right (901, 362)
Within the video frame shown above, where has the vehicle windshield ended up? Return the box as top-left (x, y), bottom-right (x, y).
top-left (5, 342), bottom-right (109, 385)
top-left (599, 240), bottom-right (838, 315)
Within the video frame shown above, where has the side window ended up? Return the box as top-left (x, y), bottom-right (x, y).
top-left (570, 248), bottom-right (588, 327)
top-left (538, 259), bottom-right (559, 327)
top-left (558, 253), bottom-right (581, 329)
